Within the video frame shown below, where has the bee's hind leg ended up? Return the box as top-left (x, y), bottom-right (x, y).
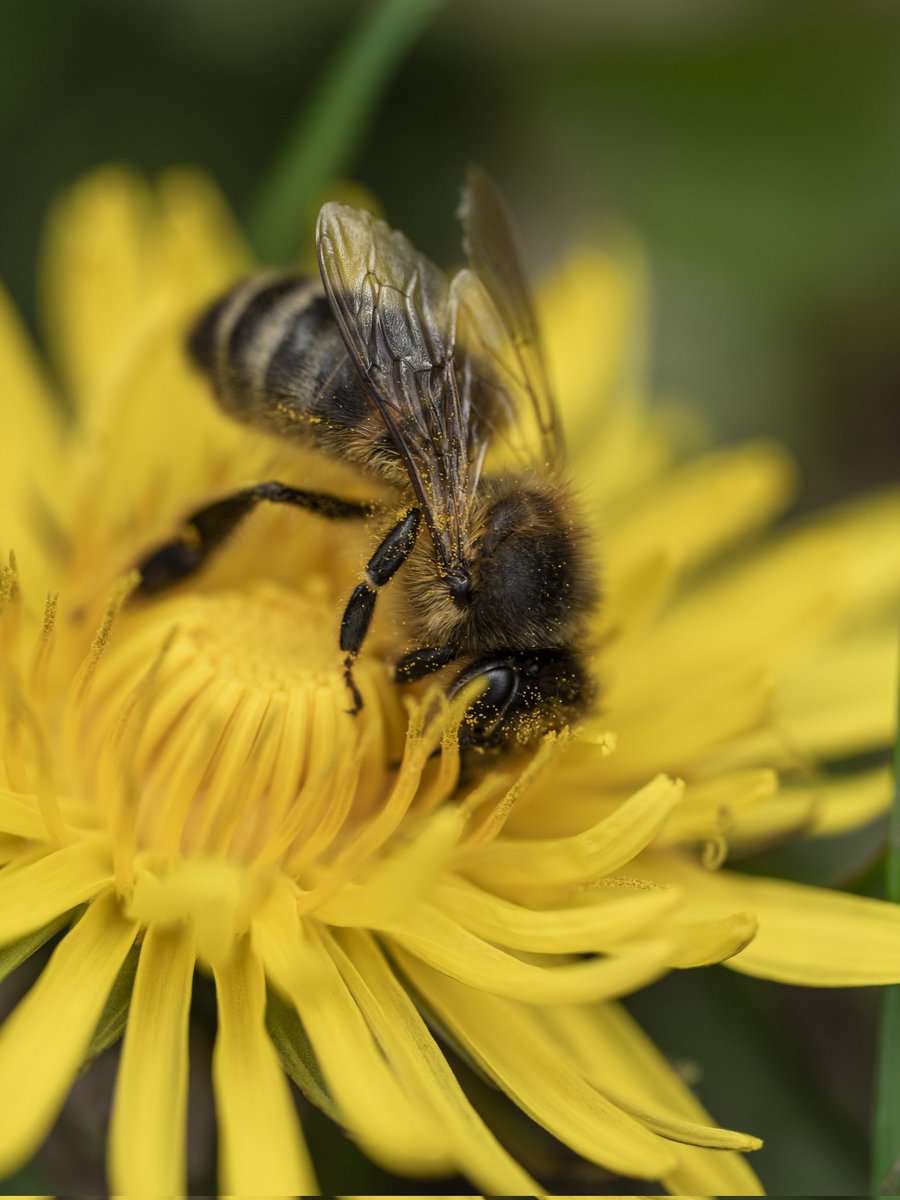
top-left (133, 481), bottom-right (374, 596)
top-left (339, 507), bottom-right (421, 714)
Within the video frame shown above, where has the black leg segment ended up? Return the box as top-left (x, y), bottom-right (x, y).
top-left (134, 481), bottom-right (374, 596)
top-left (394, 645), bottom-right (458, 682)
top-left (339, 508), bottom-right (421, 712)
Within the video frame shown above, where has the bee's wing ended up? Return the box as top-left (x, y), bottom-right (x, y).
top-left (316, 202), bottom-right (476, 573)
top-left (457, 165), bottom-right (565, 467)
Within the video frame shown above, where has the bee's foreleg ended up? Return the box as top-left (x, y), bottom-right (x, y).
top-left (133, 481), bottom-right (374, 596)
top-left (339, 507), bottom-right (421, 714)
top-left (394, 645), bottom-right (458, 682)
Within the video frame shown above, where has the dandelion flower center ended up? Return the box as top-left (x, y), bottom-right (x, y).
top-left (169, 584), bottom-right (340, 690)
top-left (70, 581), bottom-right (394, 875)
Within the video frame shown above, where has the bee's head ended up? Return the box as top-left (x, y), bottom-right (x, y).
top-left (449, 648), bottom-right (593, 752)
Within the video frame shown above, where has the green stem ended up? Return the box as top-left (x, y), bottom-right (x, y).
top-left (249, 0), bottom-right (444, 264)
top-left (873, 635), bottom-right (900, 1195)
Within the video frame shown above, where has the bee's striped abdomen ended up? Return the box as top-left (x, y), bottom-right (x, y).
top-left (186, 274), bottom-right (376, 455)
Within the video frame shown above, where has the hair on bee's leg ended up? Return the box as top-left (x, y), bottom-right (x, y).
top-left (340, 507), bottom-right (421, 714)
top-left (133, 481), bottom-right (375, 596)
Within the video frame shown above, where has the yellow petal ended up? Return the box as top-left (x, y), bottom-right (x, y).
top-left (330, 928), bottom-right (539, 1195)
top-left (0, 891), bottom-right (137, 1175)
top-left (41, 168), bottom-right (155, 410)
top-left (604, 441), bottom-right (796, 584)
top-left (538, 242), bottom-right (649, 440)
top-left (212, 936), bottom-right (316, 1195)
top-left (0, 790), bottom-right (51, 841)
top-left (0, 836), bottom-right (112, 943)
top-left (728, 875), bottom-right (900, 986)
top-left (461, 774), bottom-right (683, 893)
top-left (384, 905), bottom-right (673, 1003)
top-left (396, 950), bottom-right (677, 1180)
top-left (599, 670), bottom-right (771, 785)
top-left (108, 923), bottom-right (195, 1195)
top-left (153, 168), bottom-right (251, 303)
top-left (0, 281), bottom-right (65, 589)
top-left (719, 626), bottom-right (898, 769)
top-left (315, 806), bottom-right (466, 927)
top-left (788, 487), bottom-right (900, 620)
top-left (772, 627), bottom-right (897, 759)
top-left (431, 873), bottom-right (682, 952)
top-left (655, 769), bottom-right (779, 847)
top-left (259, 918), bottom-right (452, 1175)
top-left (641, 855), bottom-right (900, 986)
top-left (540, 1001), bottom-right (764, 1195)
top-left (660, 911), bottom-right (758, 968)
top-left (729, 766), bottom-right (892, 848)
top-left (605, 507), bottom-right (846, 713)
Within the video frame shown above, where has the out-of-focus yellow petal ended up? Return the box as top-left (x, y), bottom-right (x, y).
top-left (41, 168), bottom-right (249, 418)
top-left (599, 671), bottom-right (771, 785)
top-left (604, 442), bottom-right (796, 584)
top-left (729, 766), bottom-right (892, 848)
top-left (260, 920), bottom-right (452, 1174)
top-left (108, 923), bottom-right (196, 1195)
top-left (770, 628), bottom-right (897, 760)
top-left (41, 169), bottom-right (155, 409)
top-left (331, 929), bottom-right (539, 1195)
top-left (153, 168), bottom-right (251, 304)
top-left (384, 904), bottom-right (673, 1003)
top-left (788, 487), bottom-right (900, 621)
top-left (0, 891), bottom-right (137, 1175)
top-left (0, 281), bottom-right (66, 589)
top-left (540, 1002), bottom-right (764, 1195)
top-left (639, 854), bottom-right (900, 986)
top-left (461, 775), bottom-right (682, 893)
top-left (397, 951), bottom-right (677, 1181)
top-left (538, 243), bottom-right (649, 438)
top-left (580, 401), bottom-right (674, 509)
top-left (0, 837), bottom-right (112, 943)
top-left (212, 936), bottom-right (316, 1195)
top-left (721, 626), bottom-right (898, 769)
top-left (0, 791), bottom-right (51, 841)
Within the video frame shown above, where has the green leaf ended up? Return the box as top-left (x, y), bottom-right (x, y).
top-left (265, 987), bottom-right (338, 1123)
top-left (873, 643), bottom-right (900, 1195)
top-left (83, 941), bottom-right (140, 1066)
top-left (249, 0), bottom-right (444, 264)
top-left (0, 909), bottom-right (77, 985)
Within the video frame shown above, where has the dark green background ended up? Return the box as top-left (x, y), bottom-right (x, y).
top-left (1, 1), bottom-right (898, 1193)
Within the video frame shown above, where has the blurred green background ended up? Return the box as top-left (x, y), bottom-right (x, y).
top-left (1, 0), bottom-right (898, 1193)
top-left (3, 0), bottom-right (900, 507)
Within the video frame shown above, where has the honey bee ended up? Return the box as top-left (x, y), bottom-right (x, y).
top-left (135, 168), bottom-right (597, 752)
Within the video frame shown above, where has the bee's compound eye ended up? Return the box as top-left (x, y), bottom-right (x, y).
top-left (450, 658), bottom-right (521, 744)
top-left (476, 664), bottom-right (519, 710)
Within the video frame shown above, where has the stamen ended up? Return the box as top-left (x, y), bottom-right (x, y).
top-left (100, 626), bottom-right (180, 892)
top-left (3, 671), bottom-right (70, 845)
top-left (64, 572), bottom-right (140, 760)
top-left (463, 729), bottom-right (570, 849)
top-left (29, 591), bottom-right (59, 698)
top-left (701, 835), bottom-right (728, 871)
top-left (0, 552), bottom-right (21, 653)
top-left (0, 551), bottom-right (19, 608)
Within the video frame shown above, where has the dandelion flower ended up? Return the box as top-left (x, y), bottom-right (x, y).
top-left (0, 168), bottom-right (899, 1196)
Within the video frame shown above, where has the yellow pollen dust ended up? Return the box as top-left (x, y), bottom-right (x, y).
top-left (71, 581), bottom-right (395, 872)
